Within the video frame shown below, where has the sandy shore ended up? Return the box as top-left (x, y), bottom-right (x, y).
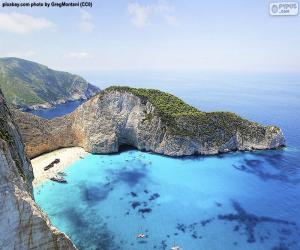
top-left (30, 147), bottom-right (88, 187)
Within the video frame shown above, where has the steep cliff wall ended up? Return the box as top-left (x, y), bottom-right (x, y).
top-left (0, 90), bottom-right (76, 249)
top-left (14, 87), bottom-right (285, 158)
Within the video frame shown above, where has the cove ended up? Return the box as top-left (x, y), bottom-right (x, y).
top-left (34, 149), bottom-right (300, 250)
top-left (29, 100), bottom-right (85, 120)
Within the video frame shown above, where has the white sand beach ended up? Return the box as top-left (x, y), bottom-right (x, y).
top-left (30, 147), bottom-right (88, 187)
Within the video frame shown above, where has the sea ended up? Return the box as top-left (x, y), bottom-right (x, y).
top-left (29, 100), bottom-right (85, 119)
top-left (33, 71), bottom-right (300, 250)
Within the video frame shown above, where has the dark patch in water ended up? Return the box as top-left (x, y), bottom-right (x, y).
top-left (271, 242), bottom-right (290, 250)
top-left (160, 240), bottom-right (167, 250)
top-left (131, 201), bottom-right (141, 209)
top-left (61, 208), bottom-right (119, 250)
top-left (109, 166), bottom-right (148, 187)
top-left (138, 240), bottom-right (148, 244)
top-left (201, 218), bottom-right (214, 226)
top-left (232, 164), bottom-right (300, 184)
top-left (218, 201), bottom-right (296, 243)
top-left (233, 164), bottom-right (246, 171)
top-left (176, 223), bottom-right (186, 233)
top-left (260, 236), bottom-right (265, 243)
top-left (244, 159), bottom-right (263, 168)
top-left (257, 152), bottom-right (285, 168)
top-left (175, 218), bottom-right (214, 240)
top-left (138, 208), bottom-right (152, 214)
top-left (233, 151), bottom-right (300, 185)
top-left (125, 190), bottom-right (161, 218)
top-left (215, 202), bottom-right (222, 207)
top-left (191, 232), bottom-right (198, 239)
top-left (279, 228), bottom-right (292, 236)
top-left (82, 183), bottom-right (112, 203)
top-left (64, 208), bottom-right (88, 228)
top-left (119, 169), bottom-right (147, 186)
top-left (149, 193), bottom-right (160, 201)
top-left (130, 192), bottom-right (138, 197)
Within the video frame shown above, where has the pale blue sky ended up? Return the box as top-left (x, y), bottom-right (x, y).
top-left (0, 0), bottom-right (299, 72)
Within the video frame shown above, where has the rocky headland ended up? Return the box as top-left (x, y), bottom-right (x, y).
top-left (13, 86), bottom-right (285, 159)
top-left (0, 57), bottom-right (100, 111)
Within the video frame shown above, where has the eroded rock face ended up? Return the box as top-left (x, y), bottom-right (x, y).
top-left (0, 91), bottom-right (76, 250)
top-left (13, 88), bottom-right (285, 158)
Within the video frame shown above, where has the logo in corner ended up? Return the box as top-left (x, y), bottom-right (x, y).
top-left (269, 2), bottom-right (299, 16)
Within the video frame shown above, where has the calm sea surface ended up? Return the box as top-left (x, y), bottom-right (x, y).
top-left (34, 71), bottom-right (300, 250)
top-left (29, 100), bottom-right (84, 119)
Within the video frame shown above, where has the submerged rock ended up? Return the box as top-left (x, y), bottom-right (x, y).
top-left (149, 193), bottom-right (160, 201)
top-left (218, 201), bottom-right (296, 244)
top-left (0, 90), bottom-right (76, 249)
top-left (138, 208), bottom-right (152, 214)
top-left (13, 86), bottom-right (285, 158)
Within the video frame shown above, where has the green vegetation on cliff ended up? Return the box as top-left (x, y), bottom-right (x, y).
top-left (105, 86), bottom-right (277, 145)
top-left (105, 86), bottom-right (202, 117)
top-left (0, 57), bottom-right (100, 109)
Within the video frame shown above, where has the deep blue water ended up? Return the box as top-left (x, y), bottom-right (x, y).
top-left (34, 72), bottom-right (300, 250)
top-left (29, 100), bottom-right (84, 119)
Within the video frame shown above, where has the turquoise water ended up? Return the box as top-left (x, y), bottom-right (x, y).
top-left (34, 149), bottom-right (300, 250)
top-left (33, 72), bottom-right (300, 249)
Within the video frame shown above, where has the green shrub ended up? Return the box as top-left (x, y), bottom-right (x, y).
top-left (103, 86), bottom-right (274, 143)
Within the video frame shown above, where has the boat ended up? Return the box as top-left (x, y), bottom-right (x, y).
top-left (44, 163), bottom-right (54, 171)
top-left (50, 176), bottom-right (67, 183)
top-left (53, 158), bottom-right (60, 164)
top-left (171, 246), bottom-right (182, 250)
top-left (136, 233), bottom-right (146, 239)
top-left (44, 158), bottom-right (60, 171)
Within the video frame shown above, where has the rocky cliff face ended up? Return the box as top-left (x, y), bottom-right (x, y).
top-left (13, 87), bottom-right (285, 158)
top-left (0, 90), bottom-right (76, 249)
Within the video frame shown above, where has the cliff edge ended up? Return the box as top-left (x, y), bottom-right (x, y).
top-left (0, 90), bottom-right (76, 249)
top-left (13, 86), bottom-right (285, 158)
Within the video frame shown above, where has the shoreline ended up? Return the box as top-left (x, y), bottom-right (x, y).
top-left (30, 147), bottom-right (88, 187)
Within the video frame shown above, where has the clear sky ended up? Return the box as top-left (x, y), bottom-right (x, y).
top-left (0, 0), bottom-right (299, 72)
